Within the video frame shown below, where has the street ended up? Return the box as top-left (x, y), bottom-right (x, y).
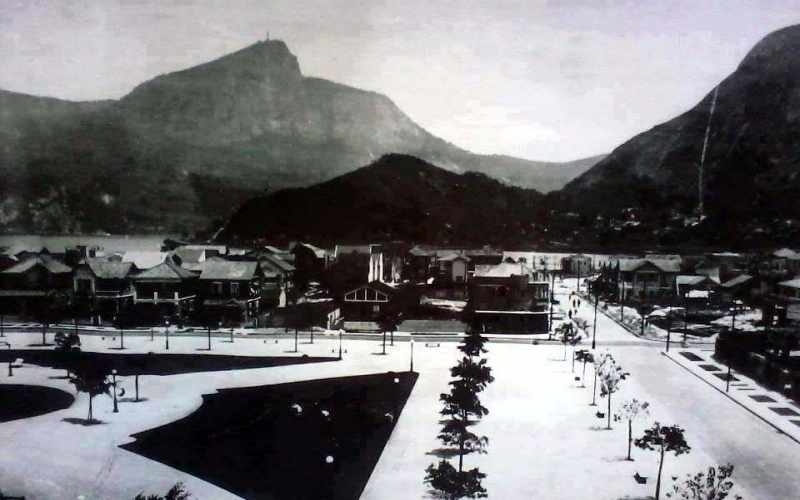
top-left (562, 283), bottom-right (800, 499)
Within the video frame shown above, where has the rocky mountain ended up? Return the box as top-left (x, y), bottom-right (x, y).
top-left (218, 154), bottom-right (547, 245)
top-left (1, 40), bottom-right (599, 235)
top-left (560, 24), bottom-right (800, 246)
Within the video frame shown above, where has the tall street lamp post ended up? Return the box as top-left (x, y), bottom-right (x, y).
top-left (410, 338), bottom-right (415, 372)
top-left (111, 369), bottom-right (119, 413)
top-left (165, 318), bottom-right (170, 351)
top-left (1, 342), bottom-right (11, 377)
top-left (338, 329), bottom-right (343, 360)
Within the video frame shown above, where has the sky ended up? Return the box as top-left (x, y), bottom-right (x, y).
top-left (1, 0), bottom-right (798, 162)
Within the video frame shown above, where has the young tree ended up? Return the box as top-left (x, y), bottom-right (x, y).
top-left (614, 398), bottom-right (650, 460)
top-left (569, 332), bottom-right (584, 372)
top-left (53, 331), bottom-right (81, 377)
top-left (598, 355), bottom-right (629, 429)
top-left (133, 482), bottom-right (192, 500)
top-left (376, 311), bottom-right (402, 354)
top-left (129, 353), bottom-right (154, 402)
top-left (591, 351), bottom-right (612, 406)
top-left (635, 423), bottom-right (692, 500)
top-left (557, 323), bottom-right (578, 361)
top-left (667, 464), bottom-right (742, 500)
top-left (460, 321), bottom-right (489, 359)
top-left (574, 349), bottom-right (593, 387)
top-left (70, 362), bottom-right (113, 422)
top-left (425, 461), bottom-right (487, 500)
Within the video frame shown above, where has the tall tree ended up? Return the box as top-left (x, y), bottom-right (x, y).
top-left (450, 357), bottom-right (495, 394)
top-left (133, 482), bottom-right (192, 500)
top-left (635, 423), bottom-right (692, 500)
top-left (424, 461), bottom-right (487, 500)
top-left (70, 362), bottom-right (112, 422)
top-left (427, 319), bottom-right (493, 499)
top-left (614, 398), bottom-right (650, 460)
top-left (598, 355), bottom-right (629, 429)
top-left (460, 318), bottom-right (488, 359)
top-left (667, 464), bottom-right (742, 500)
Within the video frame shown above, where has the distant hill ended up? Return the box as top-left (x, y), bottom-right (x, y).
top-left (559, 24), bottom-right (800, 246)
top-left (0, 40), bottom-right (599, 235)
top-left (217, 154), bottom-right (547, 245)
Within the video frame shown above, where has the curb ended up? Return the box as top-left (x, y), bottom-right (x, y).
top-left (661, 350), bottom-right (800, 447)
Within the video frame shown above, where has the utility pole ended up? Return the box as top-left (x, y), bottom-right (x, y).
top-left (665, 293), bottom-right (674, 352)
top-left (726, 301), bottom-right (738, 393)
top-left (592, 289), bottom-right (598, 349)
top-left (549, 273), bottom-right (555, 340)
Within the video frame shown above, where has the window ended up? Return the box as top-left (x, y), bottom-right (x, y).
top-left (230, 282), bottom-right (239, 296)
top-left (212, 282), bottom-right (223, 296)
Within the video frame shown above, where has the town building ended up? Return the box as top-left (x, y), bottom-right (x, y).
top-left (466, 262), bottom-right (550, 333)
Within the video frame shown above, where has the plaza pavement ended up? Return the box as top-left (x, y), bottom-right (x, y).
top-left (1, 278), bottom-right (799, 499)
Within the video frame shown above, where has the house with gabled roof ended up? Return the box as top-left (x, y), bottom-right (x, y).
top-left (132, 257), bottom-right (198, 321)
top-left (342, 280), bottom-right (399, 322)
top-left (73, 258), bottom-right (135, 323)
top-left (0, 255), bottom-right (73, 316)
top-left (466, 262), bottom-right (550, 333)
top-left (198, 260), bottom-right (266, 325)
top-left (615, 257), bottom-right (681, 301)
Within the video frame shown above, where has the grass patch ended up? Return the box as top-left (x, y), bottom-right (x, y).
top-left (0, 350), bottom-right (336, 376)
top-left (679, 351), bottom-right (703, 362)
top-left (0, 385), bottom-right (74, 422)
top-left (749, 395), bottom-right (777, 403)
top-left (122, 371), bottom-right (418, 500)
top-left (769, 406), bottom-right (800, 417)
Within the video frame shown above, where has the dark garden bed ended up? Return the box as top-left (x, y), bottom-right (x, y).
top-left (0, 350), bottom-right (337, 376)
top-left (122, 371), bottom-right (418, 500)
top-left (0, 384), bottom-right (75, 422)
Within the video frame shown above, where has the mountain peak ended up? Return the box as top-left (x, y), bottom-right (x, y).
top-left (738, 23), bottom-right (800, 74)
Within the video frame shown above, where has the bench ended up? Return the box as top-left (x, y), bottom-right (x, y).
top-left (595, 411), bottom-right (605, 419)
top-left (634, 472), bottom-right (648, 484)
top-left (425, 342), bottom-right (441, 347)
top-left (11, 358), bottom-right (24, 368)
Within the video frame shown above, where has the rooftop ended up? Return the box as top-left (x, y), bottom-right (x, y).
top-left (200, 261), bottom-right (258, 281)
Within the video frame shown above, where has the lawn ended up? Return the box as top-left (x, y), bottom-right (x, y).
top-left (0, 350), bottom-right (337, 375)
top-left (0, 384), bottom-right (74, 422)
top-left (122, 371), bottom-right (418, 500)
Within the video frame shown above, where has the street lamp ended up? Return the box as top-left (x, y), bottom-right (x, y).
top-left (393, 377), bottom-right (400, 420)
top-left (165, 318), bottom-right (170, 350)
top-left (111, 369), bottom-right (119, 413)
top-left (338, 329), bottom-right (344, 360)
top-left (1, 342), bottom-right (11, 377)
top-left (1, 314), bottom-right (5, 337)
top-left (409, 339), bottom-right (415, 372)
